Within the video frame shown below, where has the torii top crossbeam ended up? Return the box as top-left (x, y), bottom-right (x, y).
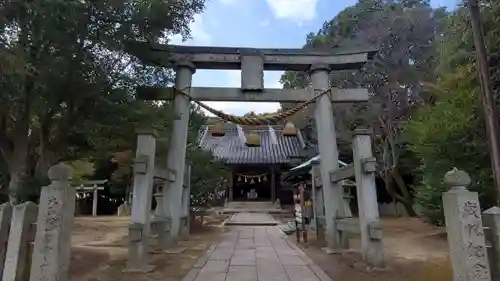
top-left (125, 42), bottom-right (378, 71)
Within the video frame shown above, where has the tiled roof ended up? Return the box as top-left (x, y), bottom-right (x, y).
top-left (198, 124), bottom-right (305, 165)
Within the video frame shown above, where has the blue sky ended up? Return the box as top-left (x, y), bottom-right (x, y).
top-left (170, 0), bottom-right (459, 116)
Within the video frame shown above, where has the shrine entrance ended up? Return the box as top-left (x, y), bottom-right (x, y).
top-left (233, 171), bottom-right (272, 202)
top-left (126, 42), bottom-right (377, 251)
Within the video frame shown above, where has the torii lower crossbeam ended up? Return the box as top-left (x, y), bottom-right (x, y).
top-left (137, 87), bottom-right (370, 103)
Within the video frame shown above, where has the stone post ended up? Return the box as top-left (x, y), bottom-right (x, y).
top-left (92, 185), bottom-right (98, 217)
top-left (3, 202), bottom-right (38, 281)
top-left (127, 130), bottom-right (156, 271)
top-left (442, 168), bottom-right (491, 281)
top-left (352, 129), bottom-right (384, 267)
top-left (163, 61), bottom-right (195, 246)
top-left (0, 202), bottom-right (13, 278)
top-left (154, 192), bottom-right (165, 217)
top-left (29, 163), bottom-right (76, 281)
top-left (180, 163), bottom-right (191, 237)
top-left (152, 191), bottom-right (171, 248)
top-left (310, 64), bottom-right (345, 249)
top-left (482, 207), bottom-right (500, 280)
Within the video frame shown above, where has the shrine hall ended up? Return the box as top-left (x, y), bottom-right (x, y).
top-left (198, 122), bottom-right (305, 204)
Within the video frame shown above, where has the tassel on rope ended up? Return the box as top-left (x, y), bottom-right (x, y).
top-left (282, 121), bottom-right (298, 136)
top-left (245, 131), bottom-right (261, 147)
top-left (211, 120), bottom-right (226, 137)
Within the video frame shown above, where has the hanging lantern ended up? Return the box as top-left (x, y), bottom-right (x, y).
top-left (263, 175), bottom-right (267, 182)
top-left (211, 121), bottom-right (226, 137)
top-left (238, 176), bottom-right (242, 182)
top-left (282, 121), bottom-right (297, 136)
top-left (245, 132), bottom-right (261, 147)
top-left (250, 178), bottom-right (255, 184)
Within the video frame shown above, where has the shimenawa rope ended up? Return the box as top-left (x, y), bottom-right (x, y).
top-left (173, 87), bottom-right (332, 126)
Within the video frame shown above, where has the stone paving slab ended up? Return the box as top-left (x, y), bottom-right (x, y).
top-left (183, 218), bottom-right (333, 281)
top-left (224, 212), bottom-right (278, 226)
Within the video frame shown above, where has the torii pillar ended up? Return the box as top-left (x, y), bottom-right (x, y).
top-left (310, 64), bottom-right (346, 250)
top-left (162, 61), bottom-right (196, 246)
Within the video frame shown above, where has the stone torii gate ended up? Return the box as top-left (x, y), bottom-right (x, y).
top-left (127, 42), bottom-right (377, 250)
top-left (75, 179), bottom-right (107, 217)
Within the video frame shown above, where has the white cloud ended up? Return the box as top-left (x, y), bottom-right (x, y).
top-left (259, 20), bottom-right (270, 27)
top-left (265, 0), bottom-right (318, 23)
top-left (169, 14), bottom-right (212, 45)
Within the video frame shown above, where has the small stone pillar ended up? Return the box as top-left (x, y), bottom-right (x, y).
top-left (163, 61), bottom-right (195, 245)
top-left (310, 64), bottom-right (345, 249)
top-left (442, 168), bottom-right (491, 281)
top-left (127, 130), bottom-right (156, 271)
top-left (92, 185), bottom-right (98, 217)
top-left (154, 192), bottom-right (165, 217)
top-left (483, 207), bottom-right (500, 280)
top-left (152, 191), bottom-right (171, 248)
top-left (3, 202), bottom-right (38, 281)
top-left (117, 202), bottom-right (131, 216)
top-left (352, 129), bottom-right (384, 267)
top-left (30, 163), bottom-right (76, 281)
top-left (0, 202), bottom-right (13, 277)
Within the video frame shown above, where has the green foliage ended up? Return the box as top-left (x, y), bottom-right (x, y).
top-left (405, 70), bottom-right (493, 225)
top-left (279, 0), bottom-right (448, 216)
top-left (0, 0), bottom-right (206, 202)
top-left (187, 147), bottom-right (230, 207)
top-left (404, 1), bottom-right (500, 225)
top-left (68, 160), bottom-right (95, 185)
top-left (186, 105), bottom-right (230, 206)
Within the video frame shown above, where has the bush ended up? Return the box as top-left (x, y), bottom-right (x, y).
top-left (405, 73), bottom-right (495, 225)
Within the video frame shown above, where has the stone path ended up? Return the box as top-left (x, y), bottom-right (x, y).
top-left (224, 212), bottom-right (278, 226)
top-left (183, 225), bottom-right (332, 281)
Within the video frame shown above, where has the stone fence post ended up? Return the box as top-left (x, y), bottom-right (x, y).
top-left (0, 202), bottom-right (13, 277)
top-left (2, 201), bottom-right (38, 281)
top-left (442, 168), bottom-right (491, 281)
top-left (482, 206), bottom-right (500, 280)
top-left (30, 163), bottom-right (76, 281)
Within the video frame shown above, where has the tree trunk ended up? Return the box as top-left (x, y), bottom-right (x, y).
top-left (391, 167), bottom-right (418, 217)
top-left (383, 173), bottom-right (418, 217)
top-left (7, 169), bottom-right (22, 204)
top-left (7, 131), bottom-right (29, 204)
top-left (401, 200), bottom-right (418, 217)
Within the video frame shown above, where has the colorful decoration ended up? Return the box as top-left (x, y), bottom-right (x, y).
top-left (236, 173), bottom-right (268, 184)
